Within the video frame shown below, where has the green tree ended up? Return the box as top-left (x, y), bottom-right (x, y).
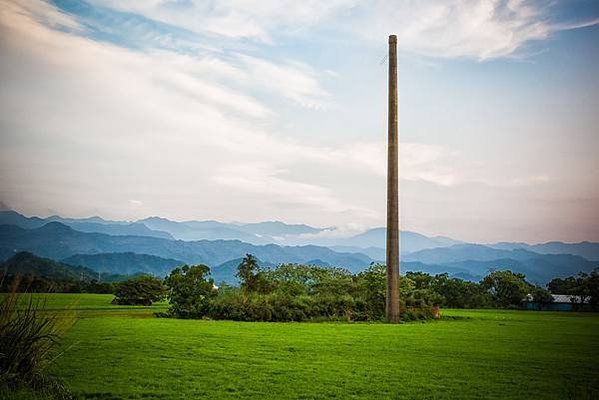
top-left (165, 265), bottom-right (216, 318)
top-left (113, 275), bottom-right (166, 306)
top-left (481, 270), bottom-right (530, 308)
top-left (265, 263), bottom-right (315, 296)
top-left (433, 273), bottom-right (490, 308)
top-left (354, 264), bottom-right (387, 320)
top-left (406, 271), bottom-right (434, 290)
top-left (547, 276), bottom-right (578, 294)
top-left (236, 254), bottom-right (272, 295)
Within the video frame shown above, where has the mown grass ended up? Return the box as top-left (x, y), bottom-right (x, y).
top-left (28, 294), bottom-right (599, 399)
top-left (11, 293), bottom-right (168, 318)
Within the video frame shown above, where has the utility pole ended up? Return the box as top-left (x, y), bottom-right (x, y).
top-left (386, 34), bottom-right (401, 323)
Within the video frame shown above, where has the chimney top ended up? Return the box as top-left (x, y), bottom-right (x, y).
top-left (389, 35), bottom-right (397, 43)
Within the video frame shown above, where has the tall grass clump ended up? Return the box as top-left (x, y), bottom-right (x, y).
top-left (0, 276), bottom-right (76, 399)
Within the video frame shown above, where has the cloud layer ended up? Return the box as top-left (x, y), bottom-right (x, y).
top-left (1, 0), bottom-right (597, 243)
top-left (87, 0), bottom-right (598, 59)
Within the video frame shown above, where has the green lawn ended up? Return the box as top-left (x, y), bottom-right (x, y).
top-left (39, 294), bottom-right (599, 399)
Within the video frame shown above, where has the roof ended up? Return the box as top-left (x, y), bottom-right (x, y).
top-left (551, 294), bottom-right (590, 304)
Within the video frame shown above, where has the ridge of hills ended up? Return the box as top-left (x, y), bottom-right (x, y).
top-left (3, 210), bottom-right (598, 261)
top-left (1, 251), bottom-right (133, 282)
top-left (1, 221), bottom-right (597, 284)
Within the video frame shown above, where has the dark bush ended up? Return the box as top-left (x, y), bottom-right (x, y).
top-left (201, 261), bottom-right (441, 322)
top-left (113, 275), bottom-right (166, 306)
top-left (208, 289), bottom-right (314, 322)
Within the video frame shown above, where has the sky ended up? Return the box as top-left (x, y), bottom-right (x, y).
top-left (0, 0), bottom-right (598, 244)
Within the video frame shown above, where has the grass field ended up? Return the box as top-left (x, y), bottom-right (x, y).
top-left (32, 294), bottom-right (599, 399)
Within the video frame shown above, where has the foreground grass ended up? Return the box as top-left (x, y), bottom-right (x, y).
top-left (34, 294), bottom-right (599, 399)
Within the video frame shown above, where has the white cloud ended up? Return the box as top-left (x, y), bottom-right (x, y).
top-left (86, 0), bottom-right (356, 43)
top-left (351, 0), bottom-right (551, 60)
top-left (212, 164), bottom-right (373, 216)
top-left (401, 143), bottom-right (459, 186)
top-left (293, 224), bottom-right (370, 242)
top-left (238, 55), bottom-right (331, 109)
top-left (551, 18), bottom-right (599, 31)
top-left (87, 0), bottom-right (598, 60)
top-left (0, 0), bottom-right (470, 226)
top-left (510, 175), bottom-right (549, 187)
top-left (1, 0), bottom-right (596, 242)
top-left (0, 0), bottom-right (377, 225)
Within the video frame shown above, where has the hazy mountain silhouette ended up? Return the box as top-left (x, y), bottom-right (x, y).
top-left (62, 252), bottom-right (184, 276)
top-left (402, 245), bottom-right (597, 283)
top-left (0, 223), bottom-right (373, 271)
top-left (2, 211), bottom-right (466, 252)
top-left (322, 228), bottom-right (462, 251)
top-left (488, 241), bottom-right (599, 261)
top-left (0, 210), bottom-right (173, 239)
top-left (2, 211), bottom-right (597, 284)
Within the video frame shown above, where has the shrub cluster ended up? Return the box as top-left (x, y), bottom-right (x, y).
top-left (112, 275), bottom-right (166, 306)
top-left (125, 254), bottom-right (588, 321)
top-left (165, 256), bottom-right (438, 322)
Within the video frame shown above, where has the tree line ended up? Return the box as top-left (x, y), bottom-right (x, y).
top-left (113, 255), bottom-right (599, 322)
top-left (6, 253), bottom-right (597, 321)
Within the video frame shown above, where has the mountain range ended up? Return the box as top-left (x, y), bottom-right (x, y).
top-left (0, 211), bottom-right (462, 254)
top-left (1, 210), bottom-right (597, 284)
top-left (4, 210), bottom-right (598, 261)
top-left (0, 222), bottom-right (372, 272)
top-left (1, 251), bottom-right (131, 283)
top-left (62, 252), bottom-right (184, 277)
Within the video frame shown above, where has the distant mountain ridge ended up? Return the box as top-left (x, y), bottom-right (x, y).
top-left (1, 211), bottom-right (324, 245)
top-left (1, 251), bottom-right (131, 282)
top-left (319, 228), bottom-right (462, 252)
top-left (0, 211), bottom-right (173, 239)
top-left (4, 211), bottom-right (598, 261)
top-left (0, 223), bottom-right (373, 271)
top-left (62, 252), bottom-right (184, 277)
top-left (2, 210), bottom-right (597, 284)
top-left (0, 211), bottom-right (465, 252)
top-left (403, 244), bottom-right (540, 264)
top-left (488, 241), bottom-right (599, 262)
top-left (402, 244), bottom-right (598, 284)
top-left (138, 217), bottom-right (263, 243)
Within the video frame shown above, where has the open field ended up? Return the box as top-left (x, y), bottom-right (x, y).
top-left (31, 294), bottom-right (599, 399)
